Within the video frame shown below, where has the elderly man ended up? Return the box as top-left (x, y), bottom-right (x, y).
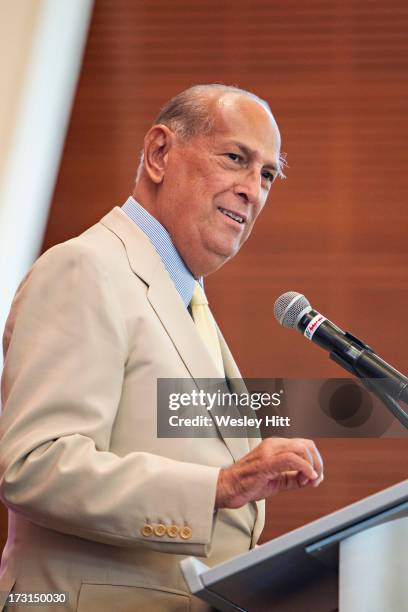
top-left (0, 84), bottom-right (323, 611)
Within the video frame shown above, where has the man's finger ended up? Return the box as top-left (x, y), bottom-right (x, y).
top-left (296, 440), bottom-right (324, 479)
top-left (268, 451), bottom-right (319, 481)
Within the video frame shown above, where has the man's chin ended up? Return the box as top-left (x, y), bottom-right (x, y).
top-left (218, 243), bottom-right (241, 259)
top-left (195, 251), bottom-right (232, 277)
top-left (210, 245), bottom-right (240, 269)
top-left (209, 235), bottom-right (241, 256)
top-left (193, 239), bottom-right (241, 275)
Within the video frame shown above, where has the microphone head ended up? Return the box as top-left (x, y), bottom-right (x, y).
top-left (274, 291), bottom-right (311, 329)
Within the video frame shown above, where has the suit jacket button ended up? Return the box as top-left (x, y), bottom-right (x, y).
top-left (153, 523), bottom-right (166, 537)
top-left (180, 526), bottom-right (192, 540)
top-left (141, 524), bottom-right (154, 537)
top-left (166, 525), bottom-right (179, 538)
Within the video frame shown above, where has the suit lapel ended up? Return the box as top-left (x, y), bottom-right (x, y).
top-left (217, 327), bottom-right (260, 452)
top-left (100, 207), bottom-right (249, 461)
top-left (217, 324), bottom-right (262, 523)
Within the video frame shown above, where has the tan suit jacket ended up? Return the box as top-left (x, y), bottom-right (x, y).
top-left (0, 207), bottom-right (264, 611)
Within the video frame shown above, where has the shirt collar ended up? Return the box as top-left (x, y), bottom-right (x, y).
top-left (122, 196), bottom-right (199, 307)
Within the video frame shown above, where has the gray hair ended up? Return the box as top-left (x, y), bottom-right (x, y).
top-left (135, 84), bottom-right (286, 182)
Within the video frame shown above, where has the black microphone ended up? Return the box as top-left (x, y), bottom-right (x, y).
top-left (274, 291), bottom-right (408, 405)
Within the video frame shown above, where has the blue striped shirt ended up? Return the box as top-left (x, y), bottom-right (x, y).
top-left (122, 196), bottom-right (198, 307)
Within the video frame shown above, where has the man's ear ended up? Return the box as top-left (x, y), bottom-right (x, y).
top-left (143, 125), bottom-right (174, 184)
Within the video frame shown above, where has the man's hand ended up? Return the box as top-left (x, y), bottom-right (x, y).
top-left (215, 438), bottom-right (324, 509)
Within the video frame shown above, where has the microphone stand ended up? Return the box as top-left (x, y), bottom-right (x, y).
top-left (329, 337), bottom-right (408, 431)
top-left (362, 382), bottom-right (408, 430)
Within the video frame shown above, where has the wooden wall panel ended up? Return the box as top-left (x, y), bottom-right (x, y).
top-left (4, 0), bottom-right (405, 547)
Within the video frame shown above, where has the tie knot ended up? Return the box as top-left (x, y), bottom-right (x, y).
top-left (191, 281), bottom-right (208, 306)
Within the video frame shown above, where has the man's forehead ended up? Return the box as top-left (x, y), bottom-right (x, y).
top-left (209, 93), bottom-right (281, 162)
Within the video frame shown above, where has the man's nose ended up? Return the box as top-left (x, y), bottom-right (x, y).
top-left (234, 167), bottom-right (262, 206)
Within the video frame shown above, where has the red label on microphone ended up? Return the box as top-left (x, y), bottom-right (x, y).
top-left (304, 314), bottom-right (326, 340)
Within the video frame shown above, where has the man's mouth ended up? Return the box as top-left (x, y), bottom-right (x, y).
top-left (218, 207), bottom-right (246, 224)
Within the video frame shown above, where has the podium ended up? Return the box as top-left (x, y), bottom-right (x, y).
top-left (181, 479), bottom-right (408, 611)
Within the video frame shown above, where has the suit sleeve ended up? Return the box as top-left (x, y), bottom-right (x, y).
top-left (0, 241), bottom-right (220, 556)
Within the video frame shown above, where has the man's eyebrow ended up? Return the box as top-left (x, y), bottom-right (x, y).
top-left (229, 141), bottom-right (279, 173)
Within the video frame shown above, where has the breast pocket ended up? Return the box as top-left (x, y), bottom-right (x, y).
top-left (76, 583), bottom-right (191, 612)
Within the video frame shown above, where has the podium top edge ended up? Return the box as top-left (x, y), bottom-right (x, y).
top-left (200, 478), bottom-right (408, 585)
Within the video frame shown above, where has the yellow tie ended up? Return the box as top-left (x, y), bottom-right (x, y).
top-left (190, 282), bottom-right (224, 377)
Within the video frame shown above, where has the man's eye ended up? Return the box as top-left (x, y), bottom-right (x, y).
top-left (226, 153), bottom-right (241, 162)
top-left (262, 170), bottom-right (274, 183)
